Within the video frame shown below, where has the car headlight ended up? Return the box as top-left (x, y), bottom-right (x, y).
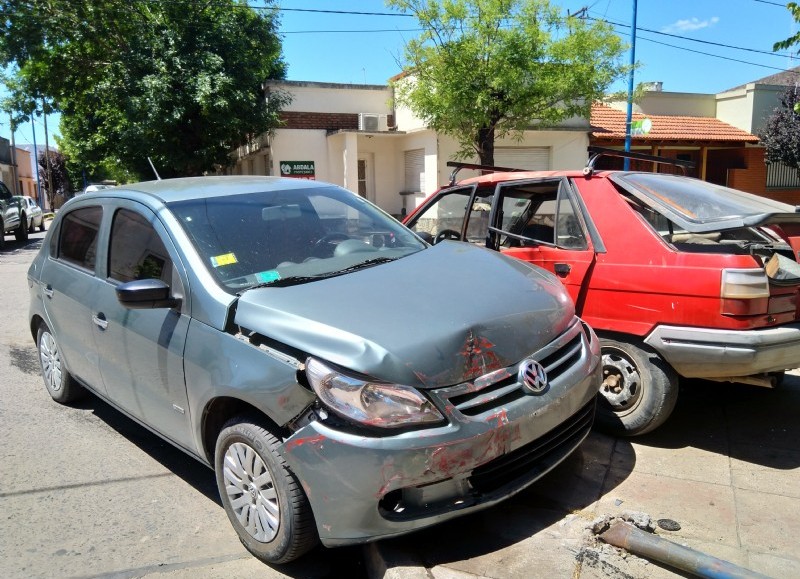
top-left (305, 357), bottom-right (444, 428)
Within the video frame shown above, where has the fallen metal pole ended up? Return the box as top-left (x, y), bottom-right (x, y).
top-left (600, 521), bottom-right (771, 579)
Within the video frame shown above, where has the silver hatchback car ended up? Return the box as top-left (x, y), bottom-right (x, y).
top-left (28, 176), bottom-right (601, 564)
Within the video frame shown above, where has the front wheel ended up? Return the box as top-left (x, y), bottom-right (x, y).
top-left (215, 417), bottom-right (318, 564)
top-left (595, 337), bottom-right (679, 437)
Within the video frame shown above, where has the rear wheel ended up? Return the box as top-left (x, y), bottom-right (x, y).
top-left (596, 337), bottom-right (679, 437)
top-left (215, 416), bottom-right (318, 564)
top-left (37, 323), bottom-right (85, 404)
top-left (15, 215), bottom-right (28, 241)
top-left (39, 218), bottom-right (46, 232)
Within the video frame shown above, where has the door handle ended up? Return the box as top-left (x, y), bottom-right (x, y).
top-left (92, 314), bottom-right (108, 330)
top-left (554, 263), bottom-right (571, 277)
top-left (43, 285), bottom-right (54, 298)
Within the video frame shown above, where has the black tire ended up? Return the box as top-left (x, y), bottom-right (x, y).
top-left (0, 218), bottom-right (5, 250)
top-left (215, 416), bottom-right (318, 564)
top-left (37, 323), bottom-right (85, 404)
top-left (595, 337), bottom-right (679, 437)
top-left (39, 219), bottom-right (47, 232)
top-left (15, 214), bottom-right (28, 241)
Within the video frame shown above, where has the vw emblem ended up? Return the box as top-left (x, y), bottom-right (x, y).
top-left (519, 359), bottom-right (548, 395)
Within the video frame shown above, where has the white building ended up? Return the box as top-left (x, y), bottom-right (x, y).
top-left (228, 79), bottom-right (591, 216)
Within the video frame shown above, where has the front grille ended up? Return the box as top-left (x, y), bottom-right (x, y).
top-left (435, 323), bottom-right (586, 417)
top-left (468, 398), bottom-right (596, 494)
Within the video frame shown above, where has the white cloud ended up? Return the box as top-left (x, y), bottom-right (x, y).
top-left (661, 16), bottom-right (720, 34)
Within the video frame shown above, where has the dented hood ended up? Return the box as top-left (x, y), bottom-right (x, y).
top-left (234, 242), bottom-right (574, 389)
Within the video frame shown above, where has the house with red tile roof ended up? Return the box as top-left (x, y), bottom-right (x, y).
top-left (591, 69), bottom-right (800, 204)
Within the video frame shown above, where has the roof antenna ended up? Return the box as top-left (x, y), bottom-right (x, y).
top-left (147, 157), bottom-right (162, 181)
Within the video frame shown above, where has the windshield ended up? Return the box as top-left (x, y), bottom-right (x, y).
top-left (168, 185), bottom-right (426, 291)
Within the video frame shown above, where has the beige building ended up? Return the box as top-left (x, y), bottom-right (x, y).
top-left (228, 80), bottom-right (591, 216)
top-left (229, 69), bottom-right (800, 213)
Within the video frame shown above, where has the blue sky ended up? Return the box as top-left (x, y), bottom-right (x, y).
top-left (2, 0), bottom-right (796, 149)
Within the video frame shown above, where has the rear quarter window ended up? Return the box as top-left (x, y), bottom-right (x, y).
top-left (58, 206), bottom-right (103, 271)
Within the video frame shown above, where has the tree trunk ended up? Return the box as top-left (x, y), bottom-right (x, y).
top-left (476, 125), bottom-right (495, 167)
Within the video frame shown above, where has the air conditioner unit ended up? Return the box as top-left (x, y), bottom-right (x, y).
top-left (358, 113), bottom-right (388, 132)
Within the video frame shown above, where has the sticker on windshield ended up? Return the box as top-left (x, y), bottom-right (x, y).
top-left (256, 270), bottom-right (281, 283)
top-left (211, 253), bottom-right (238, 267)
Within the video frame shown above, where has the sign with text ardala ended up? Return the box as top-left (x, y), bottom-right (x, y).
top-left (280, 161), bottom-right (315, 180)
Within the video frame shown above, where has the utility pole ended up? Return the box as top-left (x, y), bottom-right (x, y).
top-left (8, 115), bottom-right (19, 195)
top-left (623, 0), bottom-right (638, 170)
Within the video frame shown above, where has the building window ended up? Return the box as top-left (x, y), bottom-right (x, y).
top-left (766, 162), bottom-right (800, 189)
top-left (404, 149), bottom-right (424, 193)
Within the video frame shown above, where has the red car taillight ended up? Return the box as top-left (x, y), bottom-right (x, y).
top-left (720, 268), bottom-right (770, 316)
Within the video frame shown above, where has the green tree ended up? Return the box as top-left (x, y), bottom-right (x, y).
top-left (773, 2), bottom-right (800, 52)
top-left (758, 87), bottom-right (800, 177)
top-left (1, 0), bottom-right (289, 179)
top-left (389, 0), bottom-right (627, 166)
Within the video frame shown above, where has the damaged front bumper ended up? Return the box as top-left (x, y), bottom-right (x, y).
top-left (279, 320), bottom-right (601, 546)
top-left (644, 322), bottom-right (800, 379)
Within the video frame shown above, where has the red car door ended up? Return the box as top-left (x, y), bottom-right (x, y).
top-left (488, 178), bottom-right (600, 312)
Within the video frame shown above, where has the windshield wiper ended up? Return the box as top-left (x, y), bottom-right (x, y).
top-left (328, 257), bottom-right (396, 275)
top-left (238, 258), bottom-right (397, 293)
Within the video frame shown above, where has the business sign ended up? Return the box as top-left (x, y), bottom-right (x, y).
top-left (280, 161), bottom-right (315, 179)
top-left (630, 118), bottom-right (652, 136)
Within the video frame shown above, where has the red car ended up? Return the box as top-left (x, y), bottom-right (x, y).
top-left (404, 148), bottom-right (800, 436)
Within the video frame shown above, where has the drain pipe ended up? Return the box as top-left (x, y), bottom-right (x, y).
top-left (600, 521), bottom-right (770, 579)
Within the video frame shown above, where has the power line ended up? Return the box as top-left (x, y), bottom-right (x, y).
top-left (753, 0), bottom-right (788, 6)
top-left (588, 13), bottom-right (791, 59)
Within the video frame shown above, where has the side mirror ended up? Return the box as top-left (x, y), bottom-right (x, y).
top-left (116, 279), bottom-right (180, 310)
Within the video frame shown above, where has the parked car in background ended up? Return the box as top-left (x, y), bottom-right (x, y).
top-left (15, 195), bottom-right (45, 232)
top-left (0, 181), bottom-right (26, 248)
top-left (404, 148), bottom-right (800, 437)
top-left (79, 183), bottom-right (113, 195)
top-left (28, 176), bottom-right (601, 564)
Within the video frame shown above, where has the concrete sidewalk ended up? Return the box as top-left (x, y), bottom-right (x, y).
top-left (368, 372), bottom-right (800, 578)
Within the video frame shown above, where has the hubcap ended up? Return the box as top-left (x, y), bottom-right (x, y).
top-left (222, 442), bottom-right (280, 543)
top-left (600, 350), bottom-right (641, 411)
top-left (39, 332), bottom-right (63, 393)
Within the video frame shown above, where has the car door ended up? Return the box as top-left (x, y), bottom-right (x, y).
top-left (487, 178), bottom-right (601, 312)
top-left (405, 185), bottom-right (490, 244)
top-left (92, 201), bottom-right (194, 449)
top-left (38, 204), bottom-right (107, 393)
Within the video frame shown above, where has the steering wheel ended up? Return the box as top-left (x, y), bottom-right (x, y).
top-left (313, 232), bottom-right (351, 256)
top-left (434, 229), bottom-right (461, 244)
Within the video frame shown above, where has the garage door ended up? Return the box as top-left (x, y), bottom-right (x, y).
top-left (495, 147), bottom-right (550, 171)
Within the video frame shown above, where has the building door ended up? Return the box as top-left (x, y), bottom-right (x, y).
top-left (357, 156), bottom-right (374, 201)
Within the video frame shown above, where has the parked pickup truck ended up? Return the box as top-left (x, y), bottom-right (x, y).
top-left (0, 180), bottom-right (27, 248)
top-left (405, 148), bottom-right (800, 436)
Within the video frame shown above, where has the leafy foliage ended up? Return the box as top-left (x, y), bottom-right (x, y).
top-left (758, 87), bottom-right (800, 176)
top-left (773, 2), bottom-right (800, 52)
top-left (1, 0), bottom-right (289, 179)
top-left (389, 0), bottom-right (628, 165)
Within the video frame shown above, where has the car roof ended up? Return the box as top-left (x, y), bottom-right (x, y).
top-left (82, 176), bottom-right (339, 204)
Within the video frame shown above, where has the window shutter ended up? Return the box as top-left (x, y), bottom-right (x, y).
top-left (404, 149), bottom-right (425, 192)
top-left (495, 147), bottom-right (550, 171)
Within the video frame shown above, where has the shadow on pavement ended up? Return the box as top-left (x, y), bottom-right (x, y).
top-left (75, 394), bottom-right (368, 578)
top-left (0, 236), bottom-right (43, 256)
top-left (633, 374), bottom-right (800, 469)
